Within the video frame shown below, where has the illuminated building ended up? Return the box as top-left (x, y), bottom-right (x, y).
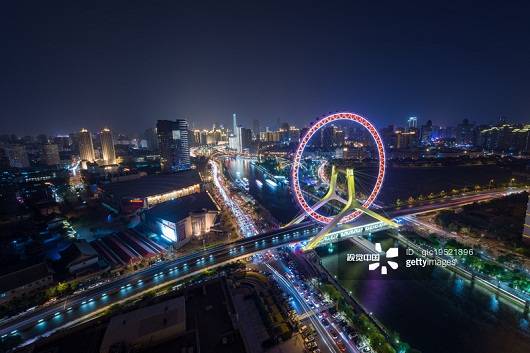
top-left (236, 126), bottom-right (251, 153)
top-left (157, 119), bottom-right (191, 172)
top-left (78, 128), bottom-right (95, 163)
top-left (142, 191), bottom-right (219, 246)
top-left (100, 127), bottom-right (116, 165)
top-left (42, 143), bottom-right (60, 165)
top-left (5, 144), bottom-right (30, 168)
top-left (100, 169), bottom-right (202, 213)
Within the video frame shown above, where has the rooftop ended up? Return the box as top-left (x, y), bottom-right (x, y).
top-left (102, 169), bottom-right (201, 199)
top-left (0, 262), bottom-right (51, 294)
top-left (143, 191), bottom-right (219, 223)
top-left (100, 296), bottom-right (186, 352)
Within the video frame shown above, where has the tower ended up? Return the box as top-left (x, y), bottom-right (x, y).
top-left (157, 119), bottom-right (190, 172)
top-left (233, 114), bottom-right (237, 137)
top-left (100, 128), bottom-right (116, 165)
top-left (78, 129), bottom-right (95, 162)
top-left (236, 126), bottom-right (251, 153)
top-left (408, 117), bottom-right (417, 129)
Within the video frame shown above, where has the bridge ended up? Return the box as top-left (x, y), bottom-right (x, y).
top-left (0, 192), bottom-right (504, 343)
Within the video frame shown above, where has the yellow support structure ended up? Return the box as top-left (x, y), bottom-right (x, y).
top-left (304, 167), bottom-right (395, 250)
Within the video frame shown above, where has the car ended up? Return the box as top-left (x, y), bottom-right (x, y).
top-left (328, 329), bottom-right (338, 339)
top-left (348, 332), bottom-right (358, 340)
top-left (306, 342), bottom-right (318, 350)
top-left (362, 347), bottom-right (372, 353)
top-left (337, 340), bottom-right (346, 351)
top-left (304, 335), bottom-right (315, 343)
top-left (313, 350), bottom-right (321, 353)
top-left (317, 312), bottom-right (323, 318)
top-left (321, 318), bottom-right (330, 326)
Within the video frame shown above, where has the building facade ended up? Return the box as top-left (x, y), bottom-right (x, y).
top-left (157, 119), bottom-right (191, 172)
top-left (42, 143), bottom-right (60, 165)
top-left (0, 262), bottom-right (53, 303)
top-left (78, 128), bottom-right (96, 163)
top-left (100, 128), bottom-right (116, 165)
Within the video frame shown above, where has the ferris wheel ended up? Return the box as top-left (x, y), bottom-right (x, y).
top-left (291, 112), bottom-right (386, 225)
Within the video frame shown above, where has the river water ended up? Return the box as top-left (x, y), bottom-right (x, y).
top-left (225, 157), bottom-right (529, 353)
top-left (316, 234), bottom-right (530, 353)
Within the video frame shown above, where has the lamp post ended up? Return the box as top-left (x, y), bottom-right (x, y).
top-left (489, 180), bottom-right (494, 189)
top-left (510, 178), bottom-right (515, 187)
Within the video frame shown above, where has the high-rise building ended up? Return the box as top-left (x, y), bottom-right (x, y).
top-left (456, 119), bottom-right (475, 145)
top-left (100, 128), bottom-right (116, 165)
top-left (157, 119), bottom-right (190, 172)
top-left (5, 145), bottom-right (30, 168)
top-left (253, 119), bottom-right (260, 140)
top-left (78, 129), bottom-right (95, 162)
top-left (236, 126), bottom-right (251, 153)
top-left (36, 134), bottom-right (49, 144)
top-left (0, 148), bottom-right (11, 170)
top-left (42, 144), bottom-right (60, 165)
top-left (233, 114), bottom-right (237, 137)
top-left (408, 117), bottom-right (417, 129)
top-left (144, 128), bottom-right (158, 150)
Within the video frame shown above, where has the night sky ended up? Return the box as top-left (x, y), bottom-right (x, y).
top-left (1, 0), bottom-right (530, 135)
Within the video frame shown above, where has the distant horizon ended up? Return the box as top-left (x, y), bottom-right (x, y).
top-left (0, 113), bottom-right (523, 139)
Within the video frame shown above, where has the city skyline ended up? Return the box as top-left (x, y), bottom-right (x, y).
top-left (1, 0), bottom-right (530, 135)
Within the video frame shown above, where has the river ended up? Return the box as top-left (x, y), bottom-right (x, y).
top-left (225, 157), bottom-right (529, 353)
top-left (316, 234), bottom-right (530, 353)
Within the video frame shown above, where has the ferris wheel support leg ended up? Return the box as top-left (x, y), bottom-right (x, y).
top-left (305, 168), bottom-right (355, 250)
top-left (303, 168), bottom-right (395, 250)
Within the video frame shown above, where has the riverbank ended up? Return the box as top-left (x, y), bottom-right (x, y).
top-left (293, 249), bottom-right (411, 353)
top-left (390, 231), bottom-right (530, 310)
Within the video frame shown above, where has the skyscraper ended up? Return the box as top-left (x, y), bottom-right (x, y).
top-left (408, 117), bottom-right (417, 129)
top-left (253, 119), bottom-right (260, 140)
top-left (5, 145), bottom-right (30, 168)
top-left (100, 128), bottom-right (116, 165)
top-left (233, 114), bottom-right (237, 137)
top-left (157, 119), bottom-right (190, 172)
top-left (78, 129), bottom-right (95, 162)
top-left (236, 126), bottom-right (251, 153)
top-left (42, 144), bottom-right (60, 165)
top-left (144, 128), bottom-right (158, 150)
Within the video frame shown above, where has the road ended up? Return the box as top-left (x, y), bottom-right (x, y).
top-left (0, 222), bottom-right (320, 342)
top-left (1, 189), bottom-right (516, 344)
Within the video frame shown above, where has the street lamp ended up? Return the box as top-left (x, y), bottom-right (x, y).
top-left (510, 178), bottom-right (515, 187)
top-left (489, 180), bottom-right (494, 189)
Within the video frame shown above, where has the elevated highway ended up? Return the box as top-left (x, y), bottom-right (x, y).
top-left (0, 189), bottom-right (512, 344)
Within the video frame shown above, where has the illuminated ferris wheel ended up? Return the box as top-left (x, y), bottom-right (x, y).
top-left (291, 112), bottom-right (386, 225)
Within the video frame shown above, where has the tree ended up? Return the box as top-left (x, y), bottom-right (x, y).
top-left (57, 282), bottom-right (69, 295)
